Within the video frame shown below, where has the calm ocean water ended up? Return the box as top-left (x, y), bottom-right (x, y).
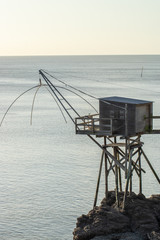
top-left (0, 55), bottom-right (160, 239)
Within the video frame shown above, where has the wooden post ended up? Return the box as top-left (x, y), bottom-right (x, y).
top-left (129, 171), bottom-right (132, 194)
top-left (125, 103), bottom-right (128, 180)
top-left (125, 138), bottom-right (128, 179)
top-left (138, 135), bottom-right (142, 194)
top-left (114, 137), bottom-right (119, 207)
top-left (123, 148), bottom-right (133, 209)
top-left (138, 147), bottom-right (142, 194)
top-left (118, 167), bottom-right (122, 192)
top-left (117, 150), bottom-right (122, 192)
top-left (93, 150), bottom-right (104, 208)
top-left (125, 104), bottom-right (128, 137)
top-left (141, 148), bottom-right (160, 184)
top-left (104, 136), bottom-right (108, 200)
top-left (129, 139), bottom-right (132, 195)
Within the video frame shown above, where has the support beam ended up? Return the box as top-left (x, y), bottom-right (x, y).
top-left (114, 137), bottom-right (119, 207)
top-left (138, 147), bottom-right (142, 194)
top-left (106, 157), bottom-right (115, 174)
top-left (91, 134), bottom-right (159, 211)
top-left (104, 136), bottom-right (108, 200)
top-left (125, 138), bottom-right (128, 178)
top-left (88, 135), bottom-right (125, 171)
top-left (141, 148), bottom-right (160, 184)
top-left (118, 168), bottom-right (122, 192)
top-left (107, 159), bottom-right (125, 174)
top-left (123, 149), bottom-right (133, 209)
top-left (93, 151), bottom-right (104, 208)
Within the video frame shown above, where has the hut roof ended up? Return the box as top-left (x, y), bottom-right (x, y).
top-left (99, 96), bottom-right (152, 105)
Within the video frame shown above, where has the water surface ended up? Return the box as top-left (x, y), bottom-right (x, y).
top-left (0, 55), bottom-right (160, 239)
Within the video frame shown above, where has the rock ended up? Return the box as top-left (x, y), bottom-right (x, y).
top-left (92, 232), bottom-right (144, 240)
top-left (124, 196), bottom-right (159, 235)
top-left (73, 192), bottom-right (160, 240)
top-left (73, 204), bottom-right (130, 240)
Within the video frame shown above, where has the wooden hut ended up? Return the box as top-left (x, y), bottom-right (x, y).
top-left (99, 96), bottom-right (153, 136)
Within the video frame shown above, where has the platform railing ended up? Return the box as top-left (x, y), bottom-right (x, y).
top-left (75, 114), bottom-right (113, 135)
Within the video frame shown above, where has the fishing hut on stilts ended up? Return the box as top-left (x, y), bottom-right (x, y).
top-left (75, 96), bottom-right (160, 208)
top-left (1, 70), bottom-right (160, 209)
top-left (38, 71), bottom-right (160, 209)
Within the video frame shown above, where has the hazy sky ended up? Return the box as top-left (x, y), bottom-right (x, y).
top-left (0, 0), bottom-right (160, 56)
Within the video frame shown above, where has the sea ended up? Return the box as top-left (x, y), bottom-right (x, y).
top-left (0, 55), bottom-right (160, 240)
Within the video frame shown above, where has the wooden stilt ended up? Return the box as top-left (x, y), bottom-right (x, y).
top-left (129, 139), bottom-right (132, 195)
top-left (93, 150), bottom-right (105, 208)
top-left (117, 151), bottom-right (122, 192)
top-left (141, 148), bottom-right (160, 184)
top-left (115, 164), bottom-right (119, 206)
top-left (114, 137), bottom-right (119, 207)
top-left (104, 136), bottom-right (108, 200)
top-left (129, 171), bottom-right (132, 194)
top-left (125, 138), bottom-right (128, 179)
top-left (118, 167), bottom-right (122, 192)
top-left (138, 147), bottom-right (142, 194)
top-left (128, 139), bottom-right (132, 195)
top-left (91, 134), bottom-right (159, 211)
top-left (123, 148), bottom-right (133, 209)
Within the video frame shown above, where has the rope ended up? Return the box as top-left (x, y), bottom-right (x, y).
top-left (44, 86), bottom-right (67, 123)
top-left (0, 85), bottom-right (40, 127)
top-left (43, 69), bottom-right (160, 95)
top-left (40, 70), bottom-right (125, 110)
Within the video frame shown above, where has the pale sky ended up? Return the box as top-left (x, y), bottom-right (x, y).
top-left (0, 0), bottom-right (160, 56)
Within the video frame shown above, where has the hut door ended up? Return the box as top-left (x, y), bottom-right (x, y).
top-left (136, 105), bottom-right (149, 132)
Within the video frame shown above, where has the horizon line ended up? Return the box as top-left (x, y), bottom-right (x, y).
top-left (0, 53), bottom-right (160, 57)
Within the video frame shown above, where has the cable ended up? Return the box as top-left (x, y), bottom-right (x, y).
top-left (40, 70), bottom-right (125, 110)
top-left (0, 85), bottom-right (40, 127)
top-left (44, 69), bottom-right (160, 95)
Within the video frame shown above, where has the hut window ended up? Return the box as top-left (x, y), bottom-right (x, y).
top-left (119, 110), bottom-right (125, 119)
top-left (110, 110), bottom-right (114, 118)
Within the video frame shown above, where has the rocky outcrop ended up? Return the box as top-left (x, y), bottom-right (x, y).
top-left (73, 192), bottom-right (160, 240)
